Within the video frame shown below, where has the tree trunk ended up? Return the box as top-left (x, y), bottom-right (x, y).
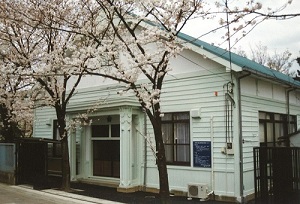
top-left (156, 139), bottom-right (170, 203)
top-left (56, 106), bottom-right (71, 192)
top-left (151, 112), bottom-right (170, 204)
top-left (61, 136), bottom-right (71, 191)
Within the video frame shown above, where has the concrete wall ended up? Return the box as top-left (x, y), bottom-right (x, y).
top-left (0, 143), bottom-right (16, 184)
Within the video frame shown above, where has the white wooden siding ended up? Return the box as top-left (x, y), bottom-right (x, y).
top-left (143, 70), bottom-right (237, 196)
top-left (33, 106), bottom-right (56, 139)
top-left (240, 76), bottom-right (300, 195)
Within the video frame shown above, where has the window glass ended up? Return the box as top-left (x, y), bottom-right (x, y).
top-left (289, 116), bottom-right (295, 122)
top-left (274, 114), bottom-right (280, 120)
top-left (162, 124), bottom-right (172, 143)
top-left (175, 123), bottom-right (190, 144)
top-left (111, 124), bottom-right (120, 137)
top-left (259, 111), bottom-right (297, 147)
top-left (259, 112), bottom-right (266, 119)
top-left (174, 112), bottom-right (189, 120)
top-left (289, 123), bottom-right (296, 133)
top-left (176, 145), bottom-right (190, 162)
top-left (162, 113), bottom-right (172, 121)
top-left (259, 123), bottom-right (265, 143)
top-left (162, 112), bottom-right (190, 166)
top-left (266, 122), bottom-right (274, 143)
top-left (274, 123), bottom-right (283, 138)
top-left (164, 144), bottom-right (173, 162)
top-left (92, 125), bottom-right (109, 137)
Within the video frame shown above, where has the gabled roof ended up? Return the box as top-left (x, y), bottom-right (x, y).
top-left (178, 32), bottom-right (300, 88)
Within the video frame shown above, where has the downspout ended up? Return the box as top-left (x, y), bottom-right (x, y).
top-left (210, 116), bottom-right (215, 196)
top-left (143, 111), bottom-right (147, 190)
top-left (286, 88), bottom-right (296, 147)
top-left (237, 71), bottom-right (251, 203)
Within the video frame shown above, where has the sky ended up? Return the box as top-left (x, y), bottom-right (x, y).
top-left (182, 0), bottom-right (300, 72)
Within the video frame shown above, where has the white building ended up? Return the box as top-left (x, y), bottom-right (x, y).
top-left (33, 32), bottom-right (300, 202)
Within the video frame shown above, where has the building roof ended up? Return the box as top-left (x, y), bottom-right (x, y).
top-left (178, 32), bottom-right (300, 88)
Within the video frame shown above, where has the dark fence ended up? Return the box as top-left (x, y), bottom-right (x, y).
top-left (17, 141), bottom-right (48, 187)
top-left (0, 138), bottom-right (62, 189)
top-left (254, 147), bottom-right (300, 204)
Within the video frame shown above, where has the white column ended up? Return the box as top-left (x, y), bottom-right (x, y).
top-left (84, 125), bottom-right (92, 177)
top-left (74, 125), bottom-right (83, 179)
top-left (70, 128), bottom-right (76, 181)
top-left (119, 107), bottom-right (132, 188)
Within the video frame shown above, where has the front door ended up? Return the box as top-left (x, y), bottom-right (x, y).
top-left (93, 140), bottom-right (120, 178)
top-left (91, 121), bottom-right (120, 178)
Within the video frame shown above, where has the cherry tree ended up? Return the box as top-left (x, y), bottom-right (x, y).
top-left (0, 57), bottom-right (33, 141)
top-left (0, 0), bottom-right (104, 190)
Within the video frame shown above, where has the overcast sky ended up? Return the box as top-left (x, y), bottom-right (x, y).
top-left (182, 0), bottom-right (300, 71)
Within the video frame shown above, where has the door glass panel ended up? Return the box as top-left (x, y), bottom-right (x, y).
top-left (93, 140), bottom-right (120, 178)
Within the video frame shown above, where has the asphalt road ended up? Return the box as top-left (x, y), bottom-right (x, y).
top-left (0, 183), bottom-right (119, 204)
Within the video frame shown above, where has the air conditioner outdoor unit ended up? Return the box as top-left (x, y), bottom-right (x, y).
top-left (187, 183), bottom-right (208, 199)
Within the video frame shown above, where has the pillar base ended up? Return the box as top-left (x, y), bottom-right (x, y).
top-left (117, 185), bottom-right (140, 193)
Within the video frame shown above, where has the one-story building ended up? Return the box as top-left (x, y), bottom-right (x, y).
top-left (32, 32), bottom-right (300, 202)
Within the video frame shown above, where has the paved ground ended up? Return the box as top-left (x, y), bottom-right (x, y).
top-left (2, 176), bottom-right (299, 204)
top-left (0, 182), bottom-right (119, 204)
top-left (0, 177), bottom-right (251, 204)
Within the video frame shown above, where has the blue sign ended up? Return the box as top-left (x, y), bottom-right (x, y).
top-left (193, 141), bottom-right (211, 168)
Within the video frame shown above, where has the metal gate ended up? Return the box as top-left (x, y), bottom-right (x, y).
top-left (254, 147), bottom-right (300, 204)
top-left (17, 141), bottom-right (48, 187)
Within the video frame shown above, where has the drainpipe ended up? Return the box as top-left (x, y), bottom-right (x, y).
top-left (210, 116), bottom-right (215, 195)
top-left (143, 111), bottom-right (147, 190)
top-left (236, 71), bottom-right (251, 203)
top-left (286, 88), bottom-right (296, 147)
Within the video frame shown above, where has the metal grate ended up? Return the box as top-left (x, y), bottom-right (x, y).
top-left (254, 147), bottom-right (300, 204)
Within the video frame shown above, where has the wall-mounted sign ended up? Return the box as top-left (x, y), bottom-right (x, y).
top-left (193, 141), bottom-right (211, 168)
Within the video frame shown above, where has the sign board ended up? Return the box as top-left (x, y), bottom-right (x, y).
top-left (193, 141), bottom-right (211, 168)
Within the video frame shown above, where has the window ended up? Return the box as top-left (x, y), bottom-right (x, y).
top-left (259, 111), bottom-right (296, 147)
top-left (162, 112), bottom-right (190, 166)
top-left (91, 124), bottom-right (120, 138)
